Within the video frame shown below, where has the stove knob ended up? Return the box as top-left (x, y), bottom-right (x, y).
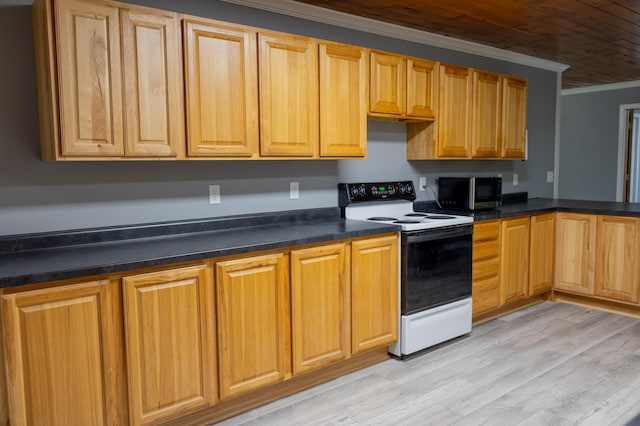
top-left (359, 186), bottom-right (366, 196)
top-left (398, 185), bottom-right (405, 194)
top-left (350, 186), bottom-right (359, 197)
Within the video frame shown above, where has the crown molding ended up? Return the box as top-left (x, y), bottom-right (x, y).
top-left (562, 80), bottom-right (640, 96)
top-left (220, 0), bottom-right (568, 72)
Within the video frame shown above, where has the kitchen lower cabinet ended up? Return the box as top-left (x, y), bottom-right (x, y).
top-left (472, 220), bottom-right (501, 316)
top-left (594, 215), bottom-right (640, 303)
top-left (351, 235), bottom-right (398, 354)
top-left (500, 217), bottom-right (530, 305)
top-left (216, 253), bottom-right (291, 399)
top-left (1, 280), bottom-right (127, 426)
top-left (529, 213), bottom-right (555, 295)
top-left (122, 264), bottom-right (217, 425)
top-left (290, 243), bottom-right (350, 374)
top-left (554, 213), bottom-right (596, 295)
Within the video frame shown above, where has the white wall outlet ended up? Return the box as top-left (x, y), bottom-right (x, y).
top-left (209, 184), bottom-right (221, 204)
top-left (547, 171), bottom-right (554, 183)
top-left (290, 182), bottom-right (299, 200)
top-left (419, 177), bottom-right (427, 191)
top-left (513, 173), bottom-right (519, 186)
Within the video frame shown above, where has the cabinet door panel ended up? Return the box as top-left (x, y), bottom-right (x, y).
top-left (259, 33), bottom-right (318, 157)
top-left (216, 253), bottom-right (290, 398)
top-left (369, 51), bottom-right (405, 115)
top-left (502, 76), bottom-right (527, 159)
top-left (438, 64), bottom-right (471, 157)
top-left (319, 42), bottom-right (367, 157)
top-left (595, 216), bottom-right (640, 303)
top-left (122, 265), bottom-right (216, 425)
top-left (529, 214), bottom-right (555, 295)
top-left (406, 58), bottom-right (437, 118)
top-left (55, 0), bottom-right (124, 156)
top-left (555, 213), bottom-right (596, 295)
top-left (121, 8), bottom-right (183, 157)
top-left (291, 244), bottom-right (349, 374)
top-left (351, 235), bottom-right (398, 353)
top-left (184, 20), bottom-right (258, 157)
top-left (472, 71), bottom-right (501, 158)
top-left (500, 218), bottom-right (530, 305)
top-left (2, 280), bottom-right (125, 426)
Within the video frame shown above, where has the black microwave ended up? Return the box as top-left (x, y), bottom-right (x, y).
top-left (438, 177), bottom-right (502, 210)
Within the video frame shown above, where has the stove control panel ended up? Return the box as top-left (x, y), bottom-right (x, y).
top-left (338, 181), bottom-right (416, 207)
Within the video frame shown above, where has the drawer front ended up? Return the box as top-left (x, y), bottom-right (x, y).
top-left (472, 276), bottom-right (500, 315)
top-left (473, 239), bottom-right (499, 262)
top-left (473, 257), bottom-right (499, 281)
top-left (473, 221), bottom-right (500, 241)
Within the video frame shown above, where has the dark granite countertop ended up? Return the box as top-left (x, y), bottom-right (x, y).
top-left (0, 208), bottom-right (398, 289)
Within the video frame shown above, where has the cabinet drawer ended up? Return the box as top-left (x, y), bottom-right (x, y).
top-left (473, 257), bottom-right (499, 281)
top-left (472, 276), bottom-right (500, 315)
top-left (473, 221), bottom-right (500, 241)
top-left (473, 239), bottom-right (499, 262)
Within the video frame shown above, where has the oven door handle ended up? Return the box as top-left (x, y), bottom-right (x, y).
top-left (404, 226), bottom-right (472, 243)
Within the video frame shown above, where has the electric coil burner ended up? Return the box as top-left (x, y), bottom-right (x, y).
top-left (339, 181), bottom-right (474, 357)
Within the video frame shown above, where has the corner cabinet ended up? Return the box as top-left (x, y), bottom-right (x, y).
top-left (121, 264), bottom-right (217, 425)
top-left (351, 235), bottom-right (398, 353)
top-left (34, 0), bottom-right (184, 160)
top-left (1, 280), bottom-right (127, 425)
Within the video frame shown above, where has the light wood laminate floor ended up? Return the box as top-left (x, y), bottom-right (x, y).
top-left (216, 302), bottom-right (640, 426)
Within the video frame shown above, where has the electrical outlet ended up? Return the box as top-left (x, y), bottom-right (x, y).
top-left (513, 173), bottom-right (518, 186)
top-left (419, 177), bottom-right (427, 191)
top-left (209, 184), bottom-right (220, 204)
top-left (290, 182), bottom-right (299, 200)
top-left (547, 171), bottom-right (554, 183)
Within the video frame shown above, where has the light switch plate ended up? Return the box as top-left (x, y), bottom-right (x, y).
top-left (547, 171), bottom-right (554, 183)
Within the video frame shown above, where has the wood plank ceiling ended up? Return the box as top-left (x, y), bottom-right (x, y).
top-left (293, 0), bottom-right (640, 89)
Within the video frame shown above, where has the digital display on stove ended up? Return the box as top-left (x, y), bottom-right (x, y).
top-left (378, 186), bottom-right (386, 191)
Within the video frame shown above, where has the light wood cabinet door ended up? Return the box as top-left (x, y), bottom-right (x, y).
top-left (259, 33), bottom-right (318, 157)
top-left (351, 235), bottom-right (398, 354)
top-left (369, 51), bottom-right (405, 116)
top-left (319, 42), bottom-right (367, 157)
top-left (472, 71), bottom-right (501, 158)
top-left (291, 244), bottom-right (349, 375)
top-left (121, 7), bottom-right (183, 157)
top-left (595, 215), bottom-right (640, 303)
top-left (555, 213), bottom-right (596, 295)
top-left (529, 213), bottom-right (555, 295)
top-left (500, 217), bottom-right (530, 305)
top-left (406, 58), bottom-right (437, 119)
top-left (472, 220), bottom-right (501, 316)
top-left (501, 76), bottom-right (528, 159)
top-left (55, 0), bottom-right (124, 156)
top-left (183, 19), bottom-right (258, 157)
top-left (122, 264), bottom-right (216, 425)
top-left (438, 64), bottom-right (472, 157)
top-left (216, 253), bottom-right (290, 398)
top-left (1, 280), bottom-right (126, 426)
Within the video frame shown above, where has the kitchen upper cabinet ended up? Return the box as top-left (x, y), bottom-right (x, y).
top-left (34, 0), bottom-right (184, 160)
top-left (351, 235), bottom-right (398, 354)
top-left (471, 71), bottom-right (501, 158)
top-left (122, 264), bottom-right (216, 425)
top-left (1, 280), bottom-right (126, 426)
top-left (290, 244), bottom-right (350, 375)
top-left (529, 214), bottom-right (555, 296)
top-left (501, 76), bottom-right (528, 159)
top-left (555, 213), bottom-right (596, 295)
top-left (369, 51), bottom-right (437, 120)
top-left (319, 42), bottom-right (367, 157)
top-left (500, 217), bottom-right (530, 305)
top-left (472, 220), bottom-right (501, 317)
top-left (594, 215), bottom-right (640, 303)
top-left (183, 19), bottom-right (259, 157)
top-left (436, 64), bottom-right (472, 158)
top-left (216, 253), bottom-right (290, 399)
top-left (259, 32), bottom-right (318, 157)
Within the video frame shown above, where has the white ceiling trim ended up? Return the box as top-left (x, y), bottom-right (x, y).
top-left (562, 80), bottom-right (640, 96)
top-left (220, 0), bottom-right (569, 72)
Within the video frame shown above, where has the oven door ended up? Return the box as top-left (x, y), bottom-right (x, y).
top-left (401, 225), bottom-right (472, 315)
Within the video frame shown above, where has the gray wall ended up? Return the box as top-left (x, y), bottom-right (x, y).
top-left (560, 87), bottom-right (640, 201)
top-left (0, 2), bottom-right (558, 235)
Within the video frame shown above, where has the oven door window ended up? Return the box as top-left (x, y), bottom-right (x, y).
top-left (401, 227), bottom-right (472, 315)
